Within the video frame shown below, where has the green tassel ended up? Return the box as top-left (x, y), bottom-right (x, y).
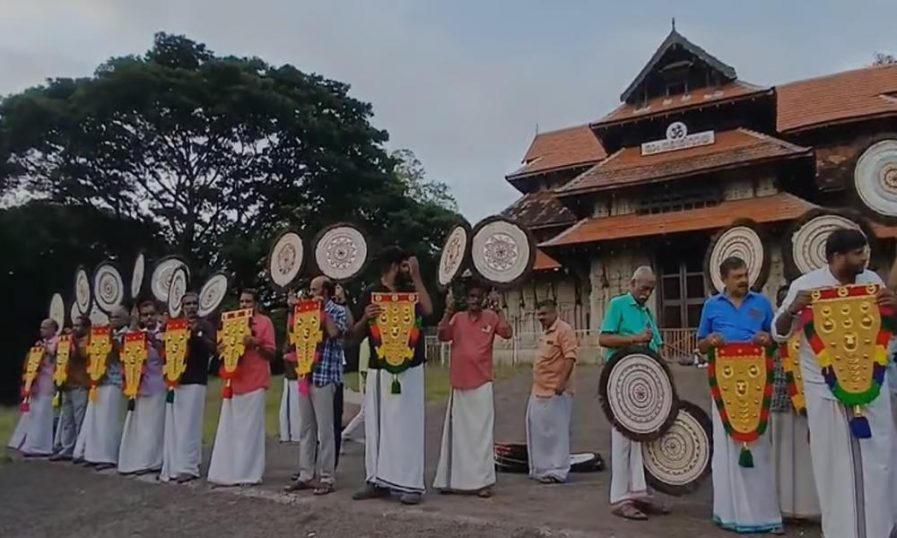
top-left (391, 376), bottom-right (401, 394)
top-left (738, 445), bottom-right (754, 468)
top-left (166, 389), bottom-right (175, 403)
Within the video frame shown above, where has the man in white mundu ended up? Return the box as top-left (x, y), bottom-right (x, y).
top-left (207, 289), bottom-right (276, 486)
top-left (279, 290), bottom-right (301, 444)
top-left (118, 300), bottom-right (167, 475)
top-left (351, 247), bottom-right (433, 506)
top-left (434, 283), bottom-right (511, 497)
top-left (74, 306), bottom-right (127, 470)
top-left (8, 319), bottom-right (59, 457)
top-left (773, 229), bottom-right (897, 538)
top-left (160, 292), bottom-right (217, 483)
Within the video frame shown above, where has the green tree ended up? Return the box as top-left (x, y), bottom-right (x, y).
top-left (391, 149), bottom-right (459, 212)
top-left (874, 52), bottom-right (896, 65)
top-left (0, 32), bottom-right (393, 266)
top-left (0, 202), bottom-right (164, 404)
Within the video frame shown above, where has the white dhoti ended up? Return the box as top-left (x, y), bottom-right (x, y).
top-left (806, 389), bottom-right (897, 538)
top-left (278, 378), bottom-right (301, 443)
top-left (207, 388), bottom-right (266, 486)
top-left (711, 402), bottom-right (783, 534)
top-left (7, 393), bottom-right (54, 456)
top-left (525, 393), bottom-right (572, 482)
top-left (73, 385), bottom-right (124, 464)
top-left (609, 428), bottom-right (652, 505)
top-left (160, 384), bottom-right (207, 481)
top-left (771, 411), bottom-right (820, 519)
top-left (434, 382), bottom-right (495, 492)
top-left (364, 366), bottom-right (425, 493)
top-left (118, 392), bottom-right (166, 474)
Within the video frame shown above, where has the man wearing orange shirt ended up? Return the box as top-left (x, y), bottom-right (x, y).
top-left (434, 282), bottom-right (512, 497)
top-left (207, 289), bottom-right (276, 486)
top-left (526, 299), bottom-right (578, 484)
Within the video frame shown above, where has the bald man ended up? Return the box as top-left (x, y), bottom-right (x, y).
top-left (284, 276), bottom-right (348, 495)
top-left (598, 267), bottom-right (666, 520)
top-left (8, 319), bottom-right (59, 457)
top-left (74, 306), bottom-right (127, 471)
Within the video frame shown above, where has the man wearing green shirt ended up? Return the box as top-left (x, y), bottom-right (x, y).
top-left (598, 266), bottom-right (666, 520)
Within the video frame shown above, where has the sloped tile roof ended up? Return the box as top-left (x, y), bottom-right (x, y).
top-left (557, 129), bottom-right (811, 194)
top-left (501, 190), bottom-right (576, 229)
top-left (541, 192), bottom-right (817, 247)
top-left (507, 125), bottom-right (606, 179)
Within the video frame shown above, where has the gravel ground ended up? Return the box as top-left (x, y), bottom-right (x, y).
top-left (0, 364), bottom-right (822, 538)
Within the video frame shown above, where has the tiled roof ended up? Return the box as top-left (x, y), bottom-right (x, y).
top-left (507, 125), bottom-right (606, 179)
top-left (533, 249), bottom-right (562, 271)
top-left (595, 81), bottom-right (769, 127)
top-left (541, 193), bottom-right (817, 248)
top-left (501, 190), bottom-right (576, 229)
top-left (557, 129), bottom-right (811, 195)
top-left (777, 64), bottom-right (897, 133)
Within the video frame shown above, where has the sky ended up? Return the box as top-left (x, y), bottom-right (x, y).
top-left (1, 0), bottom-right (894, 221)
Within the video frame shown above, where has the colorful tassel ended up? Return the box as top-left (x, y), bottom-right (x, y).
top-left (850, 406), bottom-right (872, 439)
top-left (127, 398), bottom-right (135, 412)
top-left (738, 444), bottom-right (754, 468)
top-left (20, 400), bottom-right (30, 413)
top-left (222, 381), bottom-right (233, 399)
top-left (391, 376), bottom-right (401, 394)
top-left (52, 392), bottom-right (61, 408)
top-left (299, 378), bottom-right (310, 396)
top-left (166, 389), bottom-right (175, 403)
top-left (88, 386), bottom-right (97, 402)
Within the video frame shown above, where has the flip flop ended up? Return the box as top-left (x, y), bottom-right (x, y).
top-left (612, 502), bottom-right (648, 521)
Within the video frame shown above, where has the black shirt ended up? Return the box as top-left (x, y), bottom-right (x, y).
top-left (355, 284), bottom-right (426, 370)
top-left (181, 318), bottom-right (216, 386)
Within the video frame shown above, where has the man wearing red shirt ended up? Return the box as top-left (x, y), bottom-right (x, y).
top-left (207, 289), bottom-right (276, 486)
top-left (434, 282), bottom-right (512, 497)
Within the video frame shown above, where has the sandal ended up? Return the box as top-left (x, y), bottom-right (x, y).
top-left (538, 476), bottom-right (562, 484)
top-left (612, 501), bottom-right (648, 521)
top-left (476, 487), bottom-right (493, 498)
top-left (313, 482), bottom-right (334, 496)
top-left (283, 480), bottom-right (312, 493)
top-left (634, 499), bottom-right (670, 515)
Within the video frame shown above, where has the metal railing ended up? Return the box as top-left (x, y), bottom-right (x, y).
top-left (425, 328), bottom-right (697, 366)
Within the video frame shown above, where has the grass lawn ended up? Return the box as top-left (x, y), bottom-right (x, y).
top-left (0, 363), bottom-right (528, 447)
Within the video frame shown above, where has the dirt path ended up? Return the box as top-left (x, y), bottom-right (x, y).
top-left (0, 364), bottom-right (822, 538)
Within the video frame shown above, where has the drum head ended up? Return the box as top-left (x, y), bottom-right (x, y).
top-left (469, 216), bottom-right (536, 288)
top-left (198, 272), bottom-right (229, 317)
top-left (854, 138), bottom-right (897, 220)
top-left (167, 267), bottom-right (188, 319)
top-left (131, 251), bottom-right (146, 299)
top-left (74, 266), bottom-right (91, 315)
top-left (437, 221), bottom-right (472, 289)
top-left (93, 261), bottom-right (124, 314)
top-left (598, 345), bottom-right (678, 441)
top-left (313, 223), bottom-right (369, 282)
top-left (150, 256), bottom-right (190, 303)
top-left (267, 229), bottom-right (305, 289)
top-left (783, 209), bottom-right (874, 280)
top-left (49, 293), bottom-right (65, 335)
top-left (704, 221), bottom-right (769, 293)
top-left (643, 400), bottom-right (713, 496)
top-left (69, 301), bottom-right (81, 326)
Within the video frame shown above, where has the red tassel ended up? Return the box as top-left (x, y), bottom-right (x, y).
top-left (20, 400), bottom-right (30, 412)
top-left (299, 378), bottom-right (310, 396)
top-left (222, 382), bottom-right (233, 399)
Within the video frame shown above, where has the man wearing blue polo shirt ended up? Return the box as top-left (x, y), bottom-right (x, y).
top-left (599, 266), bottom-right (665, 521)
top-left (696, 256), bottom-right (782, 535)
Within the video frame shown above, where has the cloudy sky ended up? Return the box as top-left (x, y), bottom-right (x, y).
top-left (1, 0), bottom-right (894, 220)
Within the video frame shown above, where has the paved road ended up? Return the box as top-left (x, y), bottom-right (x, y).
top-left (0, 365), bottom-right (822, 538)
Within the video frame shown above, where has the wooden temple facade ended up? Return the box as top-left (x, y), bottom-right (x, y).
top-left (500, 29), bottom-right (897, 357)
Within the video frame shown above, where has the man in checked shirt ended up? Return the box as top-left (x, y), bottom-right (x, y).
top-left (284, 275), bottom-right (348, 496)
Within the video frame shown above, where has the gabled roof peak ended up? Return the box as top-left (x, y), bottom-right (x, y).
top-left (620, 28), bottom-right (737, 103)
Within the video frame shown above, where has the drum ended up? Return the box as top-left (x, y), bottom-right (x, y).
top-left (642, 400), bottom-right (712, 496)
top-left (469, 216), bottom-right (536, 288)
top-left (598, 345), bottom-right (678, 441)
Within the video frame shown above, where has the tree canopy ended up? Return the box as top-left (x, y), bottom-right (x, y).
top-left (0, 32), bottom-right (459, 287)
top-left (0, 33), bottom-right (461, 402)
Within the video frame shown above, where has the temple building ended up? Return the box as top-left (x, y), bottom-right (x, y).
top-left (501, 28), bottom-right (897, 357)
